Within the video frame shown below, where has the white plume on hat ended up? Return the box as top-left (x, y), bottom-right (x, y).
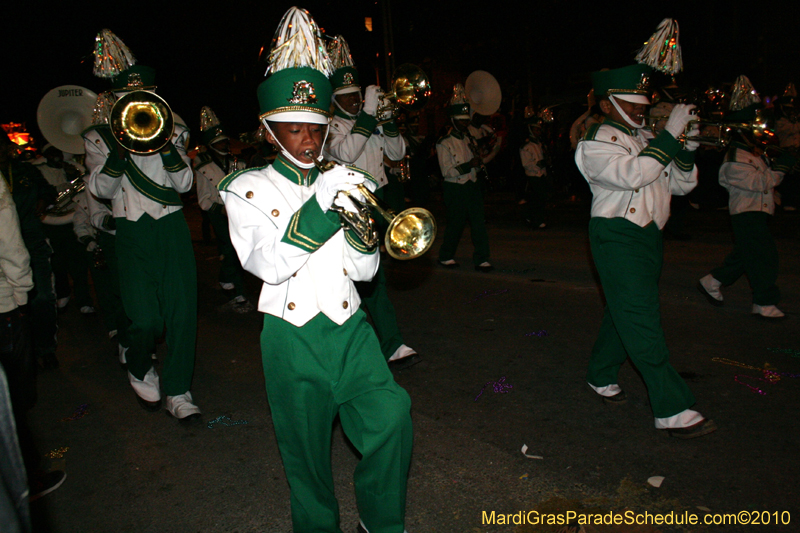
top-left (93, 29), bottom-right (136, 79)
top-left (265, 7), bottom-right (334, 78)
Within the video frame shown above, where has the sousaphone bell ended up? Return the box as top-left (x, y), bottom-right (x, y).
top-left (109, 90), bottom-right (174, 154)
top-left (465, 70), bottom-right (502, 116)
top-left (36, 85), bottom-right (98, 154)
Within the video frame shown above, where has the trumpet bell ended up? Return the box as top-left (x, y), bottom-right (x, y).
top-left (109, 91), bottom-right (174, 154)
top-left (389, 64), bottom-right (431, 112)
top-left (386, 207), bottom-right (437, 260)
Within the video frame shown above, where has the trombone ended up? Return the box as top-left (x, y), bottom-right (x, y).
top-left (304, 151), bottom-right (437, 260)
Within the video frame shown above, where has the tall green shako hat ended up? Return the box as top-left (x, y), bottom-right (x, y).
top-left (727, 75), bottom-right (762, 122)
top-left (258, 7), bottom-right (334, 126)
top-left (328, 35), bottom-right (360, 96)
top-left (93, 29), bottom-right (155, 92)
top-left (447, 84), bottom-right (470, 119)
top-left (591, 18), bottom-right (686, 106)
top-left (199, 106), bottom-right (227, 146)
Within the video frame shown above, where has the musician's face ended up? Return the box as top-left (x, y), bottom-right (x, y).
top-left (267, 122), bottom-right (327, 165)
top-left (335, 91), bottom-right (362, 115)
top-left (602, 98), bottom-right (646, 126)
top-left (453, 118), bottom-right (471, 132)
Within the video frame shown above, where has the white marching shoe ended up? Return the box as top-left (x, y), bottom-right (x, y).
top-left (165, 392), bottom-right (202, 422)
top-left (752, 304), bottom-right (785, 318)
top-left (128, 367), bottom-right (161, 411)
top-left (697, 274), bottom-right (723, 305)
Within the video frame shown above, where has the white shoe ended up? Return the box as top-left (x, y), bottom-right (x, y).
top-left (80, 305), bottom-right (96, 314)
top-left (388, 344), bottom-right (416, 362)
top-left (56, 296), bottom-right (70, 309)
top-left (165, 392), bottom-right (201, 420)
top-left (752, 304), bottom-right (785, 318)
top-left (128, 367), bottom-right (161, 403)
top-left (108, 329), bottom-right (118, 339)
top-left (220, 282), bottom-right (235, 290)
top-left (698, 274), bottom-right (723, 304)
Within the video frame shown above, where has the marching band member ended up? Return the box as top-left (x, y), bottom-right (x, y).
top-left (33, 145), bottom-right (94, 314)
top-left (72, 186), bottom-right (131, 361)
top-left (324, 35), bottom-right (420, 369)
top-left (575, 64), bottom-right (716, 439)
top-left (218, 9), bottom-right (412, 532)
top-left (698, 77), bottom-right (796, 318)
top-left (436, 84), bottom-right (493, 272)
top-left (519, 112), bottom-right (550, 229)
top-left (83, 30), bottom-right (200, 421)
top-left (193, 106), bottom-right (253, 313)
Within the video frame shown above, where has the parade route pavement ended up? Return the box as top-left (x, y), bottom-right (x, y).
top-left (27, 193), bottom-right (800, 532)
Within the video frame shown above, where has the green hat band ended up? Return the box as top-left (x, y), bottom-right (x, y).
top-left (111, 65), bottom-right (156, 91)
top-left (258, 67), bottom-right (332, 121)
top-left (727, 104), bottom-right (760, 123)
top-left (448, 103), bottom-right (470, 117)
top-left (201, 126), bottom-right (226, 146)
top-left (330, 66), bottom-right (360, 93)
top-left (592, 64), bottom-right (652, 98)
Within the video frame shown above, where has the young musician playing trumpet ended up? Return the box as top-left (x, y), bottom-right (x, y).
top-left (575, 64), bottom-right (716, 439)
top-left (218, 9), bottom-right (413, 533)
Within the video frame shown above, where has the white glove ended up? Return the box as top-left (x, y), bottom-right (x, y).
top-left (683, 123), bottom-right (700, 152)
top-left (86, 240), bottom-right (98, 252)
top-left (333, 189), bottom-right (365, 214)
top-left (315, 166), bottom-right (366, 212)
top-left (664, 104), bottom-right (697, 139)
top-left (363, 85), bottom-right (382, 116)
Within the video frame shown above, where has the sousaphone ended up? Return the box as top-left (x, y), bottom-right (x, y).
top-left (465, 70), bottom-right (502, 116)
top-left (37, 85), bottom-right (98, 154)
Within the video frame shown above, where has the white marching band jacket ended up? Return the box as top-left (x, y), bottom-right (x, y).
top-left (218, 158), bottom-right (379, 327)
top-left (436, 130), bottom-right (478, 184)
top-left (83, 124), bottom-right (193, 221)
top-left (575, 121), bottom-right (698, 230)
top-left (193, 151), bottom-right (226, 212)
top-left (325, 112), bottom-right (406, 190)
top-left (719, 143), bottom-right (789, 216)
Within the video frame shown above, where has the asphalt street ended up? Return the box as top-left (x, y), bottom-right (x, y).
top-left (24, 192), bottom-right (800, 533)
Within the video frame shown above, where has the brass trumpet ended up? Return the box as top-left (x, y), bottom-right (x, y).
top-left (645, 110), bottom-right (775, 148)
top-left (109, 90), bottom-right (174, 154)
top-left (304, 151), bottom-right (436, 260)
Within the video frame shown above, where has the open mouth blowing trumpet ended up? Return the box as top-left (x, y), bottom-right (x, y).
top-left (304, 150), bottom-right (436, 260)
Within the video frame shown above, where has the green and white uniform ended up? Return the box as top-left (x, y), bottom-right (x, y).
top-left (193, 150), bottom-right (246, 297)
top-left (83, 122), bottom-right (197, 396)
top-left (436, 128), bottom-right (490, 266)
top-left (326, 107), bottom-right (410, 361)
top-left (710, 142), bottom-right (794, 305)
top-left (576, 119), bottom-right (699, 421)
top-left (219, 157), bottom-right (412, 533)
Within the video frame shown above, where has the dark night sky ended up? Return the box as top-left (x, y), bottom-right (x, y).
top-left (4, 1), bottom-right (800, 145)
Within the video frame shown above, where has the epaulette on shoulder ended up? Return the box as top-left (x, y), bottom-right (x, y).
top-left (194, 152), bottom-right (213, 169)
top-left (583, 123), bottom-right (602, 142)
top-left (217, 166), bottom-right (266, 192)
top-left (436, 131), bottom-right (454, 145)
top-left (81, 123), bottom-right (111, 139)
